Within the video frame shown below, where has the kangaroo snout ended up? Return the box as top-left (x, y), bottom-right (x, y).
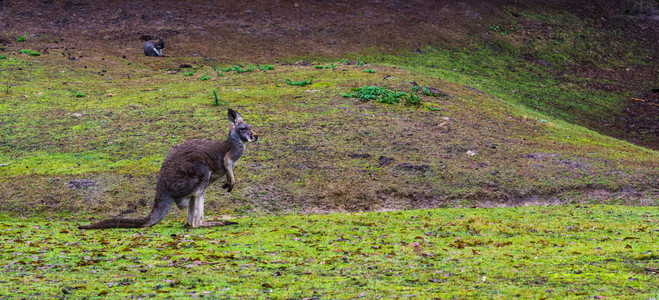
top-left (251, 132), bottom-right (259, 142)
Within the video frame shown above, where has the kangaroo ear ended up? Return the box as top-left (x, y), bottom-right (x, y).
top-left (228, 109), bottom-right (243, 124)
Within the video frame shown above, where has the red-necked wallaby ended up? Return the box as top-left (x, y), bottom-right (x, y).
top-left (144, 38), bottom-right (165, 56)
top-left (79, 109), bottom-right (258, 229)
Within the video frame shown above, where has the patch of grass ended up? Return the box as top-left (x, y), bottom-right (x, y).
top-left (70, 89), bottom-right (85, 98)
top-left (0, 53), bottom-right (655, 218)
top-left (314, 63), bottom-right (337, 70)
top-left (257, 64), bottom-right (274, 71)
top-left (1, 205), bottom-right (657, 298)
top-left (489, 24), bottom-right (515, 35)
top-left (19, 49), bottom-right (40, 56)
top-left (406, 91), bottom-right (421, 105)
top-left (363, 69), bottom-right (375, 73)
top-left (285, 78), bottom-right (313, 86)
top-left (343, 85), bottom-right (411, 105)
top-left (212, 89), bottom-right (228, 106)
top-left (223, 65), bottom-right (257, 74)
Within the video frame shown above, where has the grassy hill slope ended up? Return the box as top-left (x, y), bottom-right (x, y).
top-left (0, 1), bottom-right (657, 217)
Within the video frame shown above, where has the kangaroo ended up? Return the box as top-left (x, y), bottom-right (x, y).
top-left (143, 38), bottom-right (165, 56)
top-left (79, 109), bottom-right (258, 229)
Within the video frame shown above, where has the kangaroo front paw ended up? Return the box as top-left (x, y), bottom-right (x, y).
top-left (222, 182), bottom-right (234, 192)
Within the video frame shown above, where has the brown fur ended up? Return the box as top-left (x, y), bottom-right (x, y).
top-left (79, 109), bottom-right (258, 229)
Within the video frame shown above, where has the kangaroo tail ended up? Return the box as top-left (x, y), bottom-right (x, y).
top-left (79, 190), bottom-right (174, 230)
top-left (78, 217), bottom-right (148, 229)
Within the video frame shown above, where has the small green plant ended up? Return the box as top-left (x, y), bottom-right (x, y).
top-left (200, 73), bottom-right (210, 81)
top-left (257, 65), bottom-right (274, 71)
top-left (70, 89), bottom-right (85, 98)
top-left (215, 68), bottom-right (223, 77)
top-left (421, 85), bottom-right (445, 97)
top-left (343, 85), bottom-right (408, 104)
top-left (315, 63), bottom-right (337, 70)
top-left (234, 65), bottom-right (247, 74)
top-left (363, 69), bottom-right (375, 73)
top-left (356, 58), bottom-right (365, 66)
top-left (222, 65), bottom-right (257, 74)
top-left (339, 58), bottom-right (349, 63)
top-left (17, 35), bottom-right (26, 42)
top-left (406, 91), bottom-right (421, 105)
top-left (19, 49), bottom-right (40, 56)
top-left (489, 24), bottom-right (515, 35)
top-left (0, 55), bottom-right (6, 60)
top-left (285, 78), bottom-right (313, 86)
top-left (422, 85), bottom-right (431, 96)
top-left (183, 70), bottom-right (196, 76)
top-left (212, 89), bottom-right (228, 106)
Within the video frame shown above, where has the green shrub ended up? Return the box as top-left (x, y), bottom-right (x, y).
top-left (70, 89), bottom-right (85, 98)
top-left (183, 70), bottom-right (195, 76)
top-left (406, 91), bottom-right (421, 105)
top-left (19, 49), bottom-right (40, 56)
top-left (285, 78), bottom-right (313, 86)
top-left (17, 35), bottom-right (26, 42)
top-left (211, 89), bottom-right (229, 106)
top-left (343, 85), bottom-right (410, 104)
top-left (223, 65), bottom-right (257, 74)
top-left (315, 63), bottom-right (337, 70)
top-left (200, 73), bottom-right (210, 81)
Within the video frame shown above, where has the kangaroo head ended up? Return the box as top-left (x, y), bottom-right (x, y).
top-left (156, 38), bottom-right (165, 49)
top-left (228, 109), bottom-right (258, 143)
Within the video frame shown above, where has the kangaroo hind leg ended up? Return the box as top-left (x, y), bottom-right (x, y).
top-left (187, 188), bottom-right (206, 228)
top-left (143, 192), bottom-right (174, 227)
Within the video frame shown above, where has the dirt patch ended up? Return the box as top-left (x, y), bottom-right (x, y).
top-left (66, 179), bottom-right (97, 190)
top-left (476, 187), bottom-right (658, 208)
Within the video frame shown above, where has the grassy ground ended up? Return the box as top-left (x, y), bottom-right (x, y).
top-left (0, 53), bottom-right (657, 213)
top-left (0, 1), bottom-right (657, 298)
top-left (1, 205), bottom-right (657, 298)
top-left (0, 50), bottom-right (657, 216)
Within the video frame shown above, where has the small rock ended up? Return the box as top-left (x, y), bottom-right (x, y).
top-left (378, 156), bottom-right (394, 166)
top-left (466, 150), bottom-right (477, 156)
top-left (295, 60), bottom-right (311, 66)
top-left (348, 153), bottom-right (371, 159)
top-left (395, 163), bottom-right (431, 173)
top-left (66, 179), bottom-right (96, 190)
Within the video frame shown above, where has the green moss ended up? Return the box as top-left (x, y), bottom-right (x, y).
top-left (1, 205), bottom-right (657, 298)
